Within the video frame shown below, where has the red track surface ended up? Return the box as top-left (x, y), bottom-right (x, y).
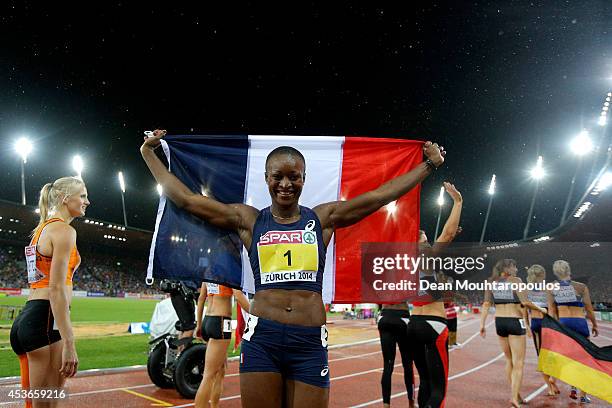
top-left (1, 316), bottom-right (611, 407)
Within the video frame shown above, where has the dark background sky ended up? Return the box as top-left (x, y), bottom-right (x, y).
top-left (1, 2), bottom-right (611, 242)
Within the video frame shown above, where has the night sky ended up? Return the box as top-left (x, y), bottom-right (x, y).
top-left (1, 2), bottom-right (611, 242)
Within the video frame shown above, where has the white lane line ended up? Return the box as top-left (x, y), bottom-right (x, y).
top-left (170, 361), bottom-right (408, 407)
top-left (224, 350), bottom-right (385, 378)
top-left (523, 384), bottom-right (548, 402)
top-left (0, 384), bottom-right (157, 406)
top-left (329, 351), bottom-right (381, 362)
top-left (349, 353), bottom-right (505, 407)
top-left (454, 320), bottom-right (494, 350)
top-left (597, 334), bottom-right (612, 341)
top-left (447, 353), bottom-right (504, 380)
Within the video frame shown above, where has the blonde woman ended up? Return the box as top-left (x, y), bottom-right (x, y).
top-left (525, 264), bottom-right (558, 396)
top-left (10, 177), bottom-right (89, 407)
top-left (548, 260), bottom-right (598, 404)
top-left (479, 259), bottom-right (546, 407)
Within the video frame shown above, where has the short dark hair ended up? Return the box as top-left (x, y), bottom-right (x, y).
top-left (265, 146), bottom-right (306, 172)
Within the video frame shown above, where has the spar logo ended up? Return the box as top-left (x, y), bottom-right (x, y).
top-left (259, 228), bottom-right (317, 246)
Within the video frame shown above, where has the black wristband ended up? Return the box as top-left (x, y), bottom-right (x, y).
top-left (425, 159), bottom-right (438, 170)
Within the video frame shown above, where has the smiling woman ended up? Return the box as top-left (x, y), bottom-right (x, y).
top-left (140, 129), bottom-right (445, 408)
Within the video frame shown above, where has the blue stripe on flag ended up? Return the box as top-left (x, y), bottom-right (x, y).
top-left (152, 135), bottom-right (248, 288)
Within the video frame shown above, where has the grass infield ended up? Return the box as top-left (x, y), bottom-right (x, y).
top-left (0, 296), bottom-right (240, 378)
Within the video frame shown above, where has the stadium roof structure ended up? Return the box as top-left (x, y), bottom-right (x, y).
top-left (482, 149), bottom-right (612, 256)
top-left (1, 151), bottom-right (610, 255)
top-left (0, 199), bottom-right (153, 254)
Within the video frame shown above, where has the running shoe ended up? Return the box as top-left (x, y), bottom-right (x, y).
top-left (579, 396), bottom-right (591, 404)
top-left (569, 387), bottom-right (578, 400)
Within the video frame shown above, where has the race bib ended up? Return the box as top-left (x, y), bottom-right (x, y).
top-left (554, 285), bottom-right (578, 303)
top-left (25, 245), bottom-right (45, 284)
top-left (257, 228), bottom-right (318, 284)
top-left (206, 283), bottom-right (220, 295)
top-left (223, 318), bottom-right (232, 333)
top-left (528, 291), bottom-right (548, 306)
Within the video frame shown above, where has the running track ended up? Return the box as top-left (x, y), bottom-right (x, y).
top-left (1, 316), bottom-right (611, 407)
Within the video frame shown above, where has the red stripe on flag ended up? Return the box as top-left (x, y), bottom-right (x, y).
top-left (541, 327), bottom-right (612, 376)
top-left (334, 137), bottom-right (422, 302)
top-left (234, 303), bottom-right (245, 351)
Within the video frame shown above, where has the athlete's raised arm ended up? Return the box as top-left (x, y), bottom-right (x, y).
top-left (314, 141), bottom-right (445, 243)
top-left (435, 182), bottom-right (462, 243)
top-left (140, 130), bottom-right (258, 244)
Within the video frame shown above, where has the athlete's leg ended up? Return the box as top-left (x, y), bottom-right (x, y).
top-left (284, 379), bottom-right (329, 408)
top-left (210, 364), bottom-right (226, 408)
top-left (508, 334), bottom-right (526, 407)
top-left (378, 325), bottom-right (398, 407)
top-left (397, 330), bottom-right (415, 405)
top-left (27, 344), bottom-right (55, 408)
top-left (240, 372), bottom-right (283, 408)
top-left (422, 329), bottom-right (449, 408)
top-left (194, 338), bottom-right (230, 408)
top-left (497, 336), bottom-right (512, 391)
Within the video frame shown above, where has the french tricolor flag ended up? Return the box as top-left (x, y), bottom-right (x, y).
top-left (146, 135), bottom-right (422, 303)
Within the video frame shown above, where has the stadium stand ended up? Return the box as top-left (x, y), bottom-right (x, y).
top-left (0, 199), bottom-right (155, 296)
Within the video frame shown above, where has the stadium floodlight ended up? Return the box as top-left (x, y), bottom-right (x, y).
top-left (524, 157), bottom-right (544, 239)
top-left (118, 171), bottom-right (126, 193)
top-left (595, 171), bottom-right (612, 192)
top-left (569, 131), bottom-right (593, 156)
top-left (72, 155), bottom-right (84, 179)
top-left (434, 186), bottom-right (445, 241)
top-left (15, 138), bottom-right (32, 163)
top-left (599, 116), bottom-right (607, 127)
top-left (488, 174), bottom-right (496, 195)
top-left (437, 186), bottom-right (445, 206)
top-left (14, 137), bottom-right (33, 205)
top-left (480, 174), bottom-right (496, 245)
top-left (156, 184), bottom-right (163, 197)
top-left (117, 171), bottom-right (128, 227)
top-left (530, 156), bottom-right (544, 180)
top-left (562, 133), bottom-right (592, 224)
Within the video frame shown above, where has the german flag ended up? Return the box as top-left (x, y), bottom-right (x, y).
top-left (538, 315), bottom-right (612, 403)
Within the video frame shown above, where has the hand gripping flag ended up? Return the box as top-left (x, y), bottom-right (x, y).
top-left (539, 315), bottom-right (612, 403)
top-left (146, 135), bottom-right (423, 303)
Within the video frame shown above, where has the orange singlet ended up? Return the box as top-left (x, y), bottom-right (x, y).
top-left (25, 218), bottom-right (80, 288)
top-left (206, 282), bottom-right (232, 297)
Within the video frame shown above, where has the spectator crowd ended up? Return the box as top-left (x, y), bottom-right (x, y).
top-left (0, 244), bottom-right (155, 295)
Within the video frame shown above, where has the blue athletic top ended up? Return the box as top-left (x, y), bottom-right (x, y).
top-left (248, 206), bottom-right (326, 294)
top-left (491, 278), bottom-right (521, 304)
top-left (553, 280), bottom-right (584, 307)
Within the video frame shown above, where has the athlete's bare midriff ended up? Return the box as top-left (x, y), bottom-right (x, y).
top-left (411, 302), bottom-right (446, 318)
top-left (557, 305), bottom-right (586, 319)
top-left (251, 289), bottom-right (326, 326)
top-left (28, 287), bottom-right (73, 303)
top-left (206, 294), bottom-right (232, 317)
top-left (492, 303), bottom-right (523, 318)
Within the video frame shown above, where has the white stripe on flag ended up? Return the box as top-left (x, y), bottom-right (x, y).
top-left (146, 139), bottom-right (172, 285)
top-left (242, 136), bottom-right (344, 303)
